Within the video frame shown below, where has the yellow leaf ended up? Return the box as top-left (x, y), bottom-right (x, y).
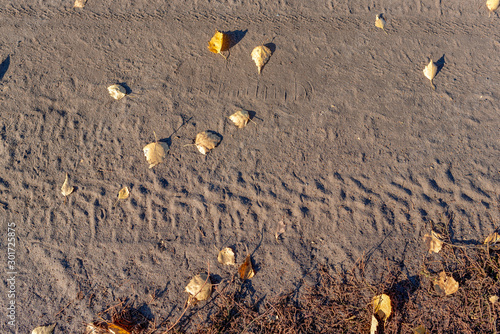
top-left (61, 173), bottom-right (74, 197)
top-left (143, 135), bottom-right (168, 168)
top-left (484, 232), bottom-right (500, 245)
top-left (195, 131), bottom-right (221, 155)
top-left (434, 271), bottom-right (459, 295)
top-left (375, 14), bottom-right (387, 34)
top-left (185, 273), bottom-right (212, 301)
top-left (423, 231), bottom-right (443, 254)
top-left (423, 60), bottom-right (438, 89)
top-left (208, 31), bottom-right (231, 58)
top-left (372, 294), bottom-right (392, 322)
top-left (107, 84), bottom-right (127, 100)
top-left (32, 324), bottom-right (56, 334)
top-left (118, 187), bottom-right (130, 200)
top-left (218, 247), bottom-right (236, 266)
top-left (107, 323), bottom-right (131, 334)
top-left (229, 110), bottom-right (251, 128)
top-left (370, 315), bottom-right (379, 334)
top-left (413, 325), bottom-right (430, 334)
top-left (487, 0), bottom-right (500, 13)
top-left (490, 295), bottom-right (499, 304)
top-left (239, 254), bottom-right (255, 280)
top-left (73, 0), bottom-right (87, 8)
top-left (251, 45), bottom-right (272, 74)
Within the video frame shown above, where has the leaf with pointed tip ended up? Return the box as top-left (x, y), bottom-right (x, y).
top-left (239, 254), bottom-right (255, 280)
top-left (32, 324), bottom-right (56, 334)
top-left (61, 173), bottom-right (74, 197)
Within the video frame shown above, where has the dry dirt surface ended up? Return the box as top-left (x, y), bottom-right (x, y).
top-left (0, 0), bottom-right (499, 332)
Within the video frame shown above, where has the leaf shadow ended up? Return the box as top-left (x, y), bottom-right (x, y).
top-left (0, 55), bottom-right (10, 81)
top-left (118, 82), bottom-right (133, 95)
top-left (225, 29), bottom-right (248, 48)
top-left (161, 116), bottom-right (193, 148)
top-left (435, 54), bottom-right (445, 77)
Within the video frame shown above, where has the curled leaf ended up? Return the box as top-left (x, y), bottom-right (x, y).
top-left (370, 294), bottom-right (391, 334)
top-left (487, 0), bottom-right (500, 14)
top-left (107, 323), bottom-right (131, 334)
top-left (208, 31), bottom-right (231, 59)
top-left (195, 131), bottom-right (222, 155)
top-left (118, 187), bottom-right (130, 200)
top-left (108, 84), bottom-right (127, 100)
top-left (61, 173), bottom-right (74, 197)
top-left (218, 247), bottom-right (236, 265)
top-left (73, 0), bottom-right (87, 8)
top-left (251, 45), bottom-right (272, 74)
top-left (239, 254), bottom-right (255, 280)
top-left (375, 14), bottom-right (388, 34)
top-left (423, 60), bottom-right (438, 90)
top-left (143, 135), bottom-right (168, 168)
top-left (423, 231), bottom-right (443, 254)
top-left (32, 324), bottom-right (56, 334)
top-left (185, 273), bottom-right (212, 301)
top-left (434, 271), bottom-right (459, 295)
top-left (484, 232), bottom-right (500, 245)
top-left (229, 109), bottom-right (251, 128)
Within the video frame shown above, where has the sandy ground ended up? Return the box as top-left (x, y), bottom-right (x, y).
top-left (0, 0), bottom-right (499, 332)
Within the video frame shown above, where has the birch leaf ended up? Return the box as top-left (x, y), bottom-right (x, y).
top-left (208, 31), bottom-right (231, 59)
top-left (118, 187), bottom-right (130, 200)
top-left (195, 131), bottom-right (222, 155)
top-left (185, 273), bottom-right (212, 301)
top-left (251, 45), bottom-right (272, 74)
top-left (434, 271), bottom-right (459, 296)
top-left (61, 173), bottom-right (74, 197)
top-left (229, 109), bottom-right (250, 128)
top-left (370, 294), bottom-right (391, 334)
top-left (218, 247), bottom-right (236, 265)
top-left (32, 324), bottom-right (56, 334)
top-left (108, 84), bottom-right (127, 100)
top-left (484, 232), bottom-right (500, 244)
top-left (487, 0), bottom-right (500, 14)
top-left (423, 231), bottom-right (443, 254)
top-left (375, 14), bottom-right (388, 34)
top-left (423, 60), bottom-right (438, 89)
top-left (73, 0), bottom-right (87, 8)
top-left (239, 254), bottom-right (255, 280)
top-left (143, 134), bottom-right (168, 168)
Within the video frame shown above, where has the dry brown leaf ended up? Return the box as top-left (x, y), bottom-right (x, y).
top-left (434, 271), bottom-right (459, 295)
top-left (73, 0), bottom-right (87, 8)
top-left (185, 273), bottom-right (212, 302)
top-left (423, 231), bottom-right (443, 254)
top-left (107, 84), bottom-right (127, 100)
top-left (208, 31), bottom-right (231, 58)
top-left (490, 295), bottom-right (499, 304)
top-left (61, 173), bottom-right (74, 197)
top-left (195, 131), bottom-right (221, 155)
top-left (229, 109), bottom-right (250, 128)
top-left (239, 254), bottom-right (255, 280)
top-left (413, 325), bottom-right (430, 334)
top-left (107, 323), bottom-right (131, 334)
top-left (32, 324), bottom-right (56, 334)
top-left (251, 45), bottom-right (272, 74)
top-left (218, 247), bottom-right (236, 265)
top-left (423, 59), bottom-right (438, 89)
top-left (143, 134), bottom-right (168, 168)
top-left (487, 0), bottom-right (500, 14)
top-left (375, 14), bottom-right (387, 34)
top-left (484, 232), bottom-right (500, 244)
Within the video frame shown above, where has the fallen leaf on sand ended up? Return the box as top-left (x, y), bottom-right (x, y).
top-left (218, 247), bottom-right (236, 265)
top-left (251, 45), bottom-right (272, 74)
top-left (413, 325), bottom-right (430, 334)
top-left (32, 324), bottom-right (56, 334)
top-left (117, 187), bottom-right (130, 200)
top-left (487, 0), bottom-right (500, 15)
top-left (275, 219), bottom-right (286, 241)
top-left (370, 294), bottom-right (391, 334)
top-left (434, 271), bottom-right (459, 296)
top-left (490, 295), bottom-right (499, 304)
top-left (208, 31), bottom-right (231, 59)
top-left (239, 254), bottom-right (255, 280)
top-left (107, 84), bottom-right (127, 100)
top-left (423, 59), bottom-right (438, 90)
top-left (484, 232), bottom-right (500, 244)
top-left (229, 109), bottom-right (251, 128)
top-left (375, 14), bottom-right (388, 34)
top-left (423, 231), bottom-right (443, 254)
top-left (73, 0), bottom-right (87, 8)
top-left (195, 131), bottom-right (221, 155)
top-left (61, 173), bottom-right (74, 197)
top-left (185, 273), bottom-right (212, 302)
top-left (143, 133), bottom-right (168, 168)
